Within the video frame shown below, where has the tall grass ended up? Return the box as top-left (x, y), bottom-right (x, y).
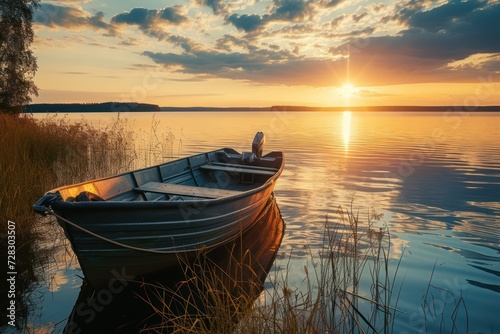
top-left (238, 205), bottom-right (400, 334)
top-left (0, 114), bottom-right (136, 237)
top-left (140, 250), bottom-right (262, 333)
top-left (0, 112), bottom-right (176, 328)
top-left (140, 201), bottom-right (470, 333)
top-left (0, 113), bottom-right (178, 234)
top-left (138, 114), bottom-right (182, 167)
top-left (137, 202), bottom-right (400, 333)
top-left (0, 113), bottom-right (133, 327)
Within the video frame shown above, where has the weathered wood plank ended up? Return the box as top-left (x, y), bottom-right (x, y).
top-left (210, 161), bottom-right (279, 171)
top-left (200, 164), bottom-right (276, 176)
top-left (136, 182), bottom-right (241, 199)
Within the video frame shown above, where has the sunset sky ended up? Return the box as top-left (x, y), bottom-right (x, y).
top-left (32, 0), bottom-right (500, 107)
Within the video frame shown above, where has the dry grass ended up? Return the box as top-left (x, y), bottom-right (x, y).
top-left (0, 112), bottom-right (176, 328)
top-left (0, 113), bottom-right (177, 236)
top-left (0, 113), bottom-right (137, 327)
top-left (138, 202), bottom-right (405, 334)
top-left (139, 202), bottom-right (468, 333)
top-left (140, 250), bottom-right (263, 333)
top-left (0, 114), bottom-right (137, 237)
top-left (235, 205), bottom-right (401, 334)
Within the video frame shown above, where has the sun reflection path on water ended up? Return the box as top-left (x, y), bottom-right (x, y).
top-left (342, 111), bottom-right (351, 154)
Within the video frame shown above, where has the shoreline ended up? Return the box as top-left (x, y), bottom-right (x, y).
top-left (23, 103), bottom-right (500, 113)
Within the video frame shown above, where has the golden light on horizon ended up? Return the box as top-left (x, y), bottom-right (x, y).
top-left (340, 83), bottom-right (357, 99)
top-left (338, 83), bottom-right (359, 107)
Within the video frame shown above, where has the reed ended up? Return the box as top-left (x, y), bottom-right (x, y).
top-left (0, 113), bottom-right (129, 326)
top-left (0, 114), bottom-right (134, 237)
top-left (140, 199), bottom-right (470, 333)
top-left (237, 205), bottom-right (400, 334)
top-left (265, 209), bottom-right (469, 334)
top-left (0, 112), bottom-right (176, 328)
top-left (138, 202), bottom-right (399, 333)
top-left (0, 113), bottom-right (179, 231)
top-left (138, 245), bottom-right (267, 333)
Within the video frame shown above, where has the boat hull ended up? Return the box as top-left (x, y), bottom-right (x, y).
top-left (53, 185), bottom-right (275, 288)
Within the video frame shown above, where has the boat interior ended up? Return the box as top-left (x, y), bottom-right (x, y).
top-left (56, 149), bottom-right (283, 203)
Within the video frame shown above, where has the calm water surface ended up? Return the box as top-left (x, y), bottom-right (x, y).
top-left (19, 111), bottom-right (500, 332)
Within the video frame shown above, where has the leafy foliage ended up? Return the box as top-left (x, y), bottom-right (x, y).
top-left (0, 0), bottom-right (39, 114)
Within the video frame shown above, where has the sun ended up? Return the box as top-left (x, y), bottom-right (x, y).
top-left (339, 83), bottom-right (357, 98)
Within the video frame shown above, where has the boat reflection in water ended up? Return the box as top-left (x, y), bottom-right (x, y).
top-left (64, 197), bottom-right (284, 333)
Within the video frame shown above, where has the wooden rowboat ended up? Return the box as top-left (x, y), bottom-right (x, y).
top-left (33, 132), bottom-right (284, 289)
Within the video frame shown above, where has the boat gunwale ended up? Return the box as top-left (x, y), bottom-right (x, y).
top-left (48, 148), bottom-right (284, 211)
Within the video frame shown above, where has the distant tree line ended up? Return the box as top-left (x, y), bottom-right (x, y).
top-left (271, 105), bottom-right (500, 112)
top-left (24, 102), bottom-right (161, 113)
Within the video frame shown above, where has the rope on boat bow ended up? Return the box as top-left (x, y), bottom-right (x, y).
top-left (48, 209), bottom-right (180, 254)
top-left (46, 200), bottom-right (273, 255)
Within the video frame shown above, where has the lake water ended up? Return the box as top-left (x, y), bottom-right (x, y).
top-left (13, 111), bottom-right (500, 332)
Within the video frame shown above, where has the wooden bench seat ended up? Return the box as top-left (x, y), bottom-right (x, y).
top-left (209, 162), bottom-right (278, 171)
top-left (200, 164), bottom-right (276, 176)
top-left (135, 182), bottom-right (241, 199)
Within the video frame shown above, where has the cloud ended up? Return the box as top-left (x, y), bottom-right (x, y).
top-left (87, 11), bottom-right (108, 30)
top-left (329, 1), bottom-right (500, 85)
top-left (215, 34), bottom-right (252, 52)
top-left (227, 13), bottom-right (268, 33)
top-left (480, 55), bottom-right (500, 72)
top-left (224, 1), bottom-right (304, 33)
top-left (111, 6), bottom-right (188, 29)
top-left (447, 53), bottom-right (500, 72)
top-left (322, 0), bottom-right (347, 8)
top-left (328, 14), bottom-right (347, 29)
top-left (351, 12), bottom-right (368, 23)
top-left (33, 4), bottom-right (189, 43)
top-left (264, 23), bottom-right (316, 39)
top-left (108, 6), bottom-right (189, 41)
top-left (167, 35), bottom-right (204, 53)
top-left (407, 0), bottom-right (485, 33)
top-left (143, 47), bottom-right (346, 87)
top-left (195, 0), bottom-right (228, 15)
top-left (112, 8), bottom-right (152, 26)
top-left (270, 0), bottom-right (318, 22)
top-left (34, 5), bottom-right (189, 35)
top-left (225, 0), bottom-right (340, 34)
top-left (325, 26), bottom-right (376, 39)
top-left (33, 3), bottom-right (108, 30)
